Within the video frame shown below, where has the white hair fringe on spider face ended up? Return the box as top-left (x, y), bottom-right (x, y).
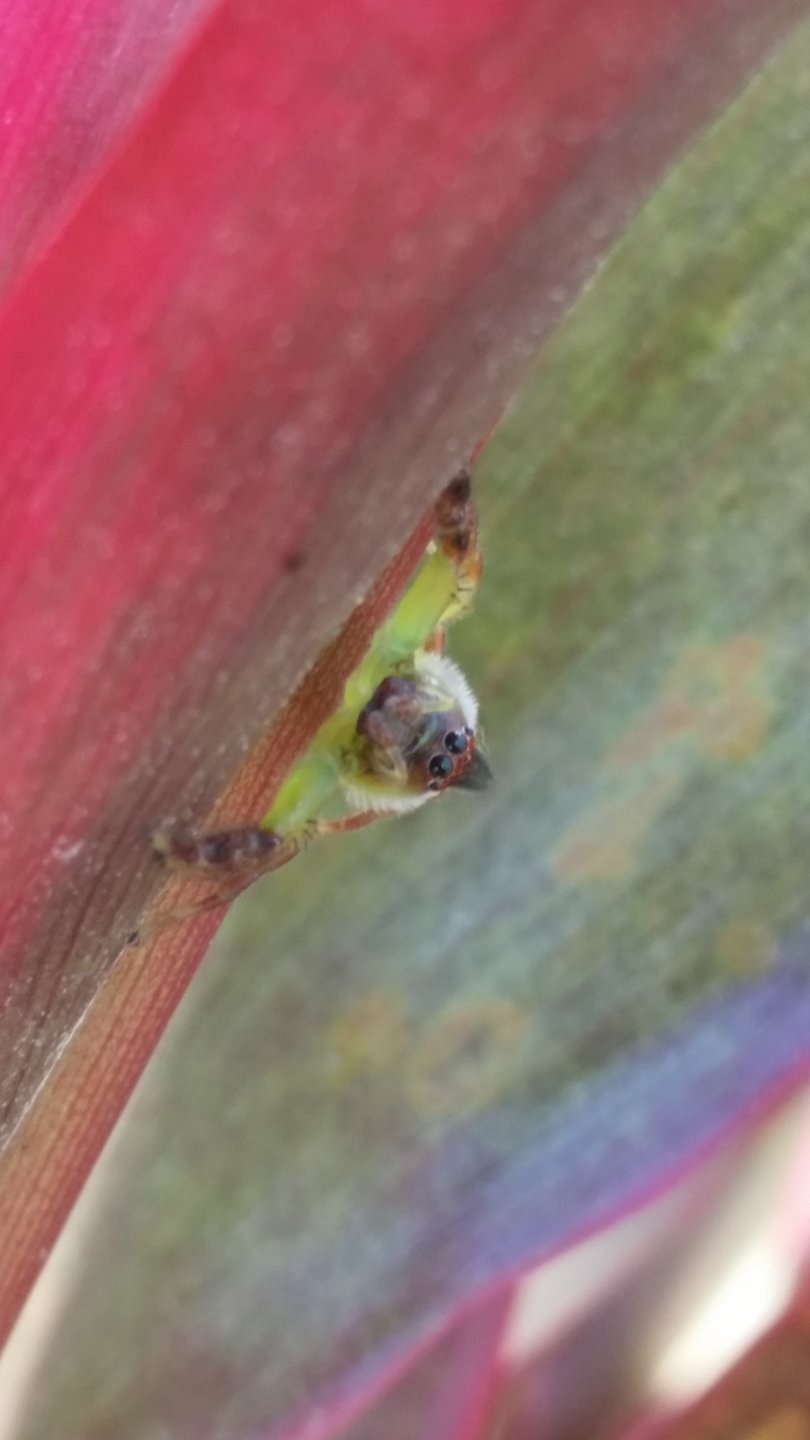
top-left (413, 649), bottom-right (479, 731)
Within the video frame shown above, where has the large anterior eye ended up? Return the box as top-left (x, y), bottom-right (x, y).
top-left (428, 754), bottom-right (453, 779)
top-left (444, 730), bottom-right (468, 755)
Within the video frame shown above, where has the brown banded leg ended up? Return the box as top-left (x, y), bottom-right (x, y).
top-left (151, 825), bottom-right (295, 873)
top-left (128, 824), bottom-right (312, 944)
top-left (434, 468), bottom-right (482, 623)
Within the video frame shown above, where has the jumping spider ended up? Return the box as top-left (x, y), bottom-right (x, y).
top-left (140, 468), bottom-right (488, 936)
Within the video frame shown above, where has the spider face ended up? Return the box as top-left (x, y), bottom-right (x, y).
top-left (354, 653), bottom-right (491, 804)
top-left (421, 719), bottom-right (488, 793)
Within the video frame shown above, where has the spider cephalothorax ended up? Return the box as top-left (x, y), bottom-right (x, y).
top-left (141, 468), bottom-right (486, 937)
top-left (351, 657), bottom-right (490, 809)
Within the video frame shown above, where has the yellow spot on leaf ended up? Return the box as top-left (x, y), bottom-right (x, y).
top-left (715, 918), bottom-right (774, 979)
top-left (610, 633), bottom-right (771, 768)
top-left (407, 1000), bottom-right (530, 1118)
top-left (330, 993), bottom-right (409, 1074)
top-left (553, 772), bottom-right (679, 883)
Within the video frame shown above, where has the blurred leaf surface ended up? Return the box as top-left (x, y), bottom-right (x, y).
top-left (18, 19), bottom-right (810, 1440)
top-left (0, 0), bottom-right (215, 291)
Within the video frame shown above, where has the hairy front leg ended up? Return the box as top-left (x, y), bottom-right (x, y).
top-left (374, 465), bottom-right (483, 666)
top-left (433, 467), bottom-right (482, 625)
top-left (128, 823), bottom-right (315, 944)
top-left (151, 824), bottom-right (304, 872)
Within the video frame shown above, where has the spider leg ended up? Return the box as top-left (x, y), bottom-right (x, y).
top-left (150, 824), bottom-right (309, 875)
top-left (371, 467), bottom-right (482, 666)
top-left (313, 810), bottom-right (393, 837)
top-left (422, 624), bottom-right (446, 655)
top-left (128, 824), bottom-right (315, 944)
top-left (433, 468), bottom-right (482, 625)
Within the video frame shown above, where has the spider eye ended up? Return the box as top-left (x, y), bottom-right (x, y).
top-left (428, 754), bottom-right (453, 780)
top-left (444, 730), bottom-right (468, 755)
